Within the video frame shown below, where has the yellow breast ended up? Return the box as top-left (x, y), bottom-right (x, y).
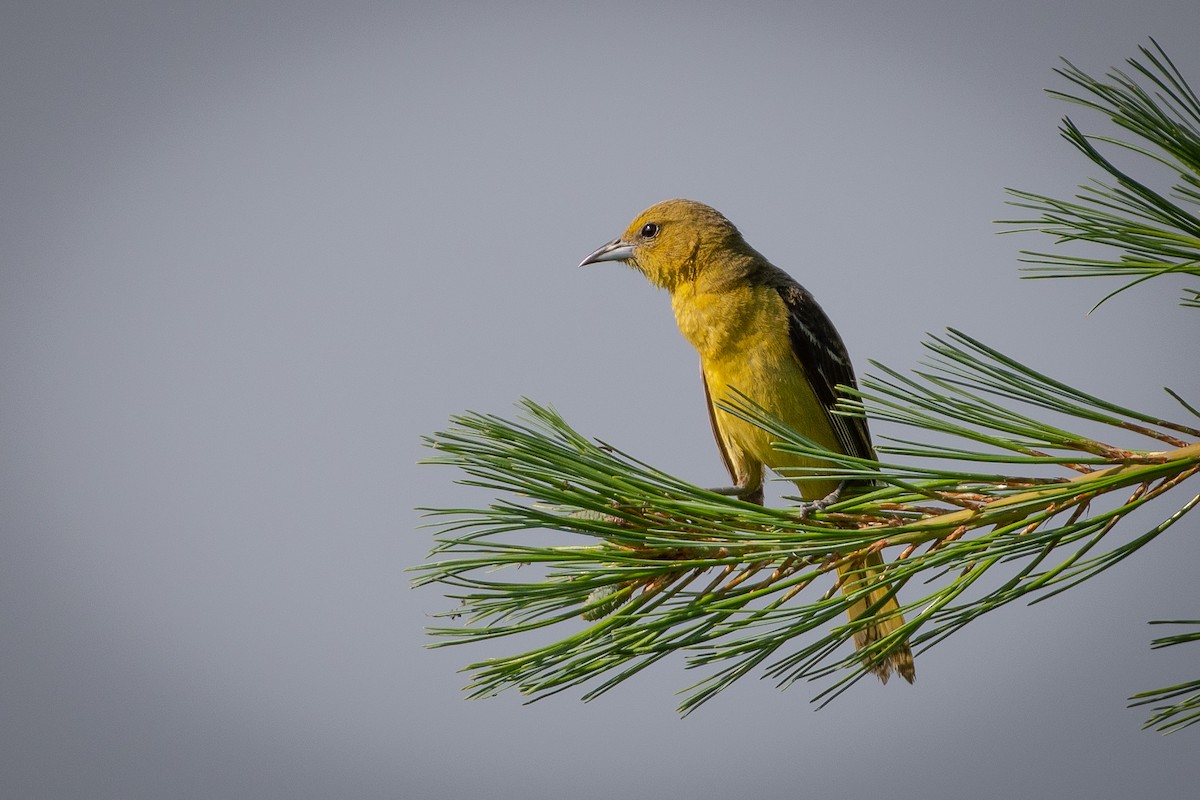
top-left (671, 283), bottom-right (842, 499)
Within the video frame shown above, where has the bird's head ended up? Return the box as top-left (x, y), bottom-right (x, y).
top-left (579, 199), bottom-right (748, 291)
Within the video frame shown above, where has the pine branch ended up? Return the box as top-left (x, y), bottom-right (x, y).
top-left (1128, 621), bottom-right (1200, 733)
top-left (415, 330), bottom-right (1199, 713)
top-left (417, 40), bottom-right (1200, 723)
top-left (999, 38), bottom-right (1200, 309)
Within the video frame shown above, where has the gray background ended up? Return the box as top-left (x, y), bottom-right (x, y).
top-left (3, 2), bottom-right (1199, 798)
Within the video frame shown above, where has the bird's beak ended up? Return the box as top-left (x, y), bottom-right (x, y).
top-left (578, 239), bottom-right (635, 267)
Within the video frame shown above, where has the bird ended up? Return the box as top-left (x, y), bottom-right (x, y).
top-left (579, 198), bottom-right (914, 684)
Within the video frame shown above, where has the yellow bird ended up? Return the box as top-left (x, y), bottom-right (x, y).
top-left (580, 198), bottom-right (914, 684)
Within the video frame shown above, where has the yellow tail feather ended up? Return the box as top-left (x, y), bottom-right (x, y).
top-left (837, 551), bottom-right (915, 684)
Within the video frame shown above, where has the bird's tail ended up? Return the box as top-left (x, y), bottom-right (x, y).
top-left (836, 551), bottom-right (915, 684)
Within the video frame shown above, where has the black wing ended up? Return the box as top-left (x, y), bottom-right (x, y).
top-left (773, 281), bottom-right (875, 462)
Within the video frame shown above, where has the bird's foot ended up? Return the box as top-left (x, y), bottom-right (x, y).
top-left (792, 483), bottom-right (843, 519)
top-left (706, 485), bottom-right (764, 506)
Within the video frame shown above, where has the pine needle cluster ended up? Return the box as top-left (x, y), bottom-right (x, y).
top-left (416, 40), bottom-right (1200, 727)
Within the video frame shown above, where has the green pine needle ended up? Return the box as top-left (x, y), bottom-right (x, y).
top-left (999, 38), bottom-right (1200, 309)
top-left (415, 331), bottom-right (1200, 713)
top-left (417, 40), bottom-right (1200, 722)
top-left (1129, 621), bottom-right (1200, 733)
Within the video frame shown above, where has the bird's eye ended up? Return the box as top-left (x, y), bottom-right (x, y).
top-left (640, 222), bottom-right (660, 239)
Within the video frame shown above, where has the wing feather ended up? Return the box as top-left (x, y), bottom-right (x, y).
top-left (702, 367), bottom-right (739, 482)
top-left (772, 281), bottom-right (875, 462)
top-left (702, 366), bottom-right (764, 505)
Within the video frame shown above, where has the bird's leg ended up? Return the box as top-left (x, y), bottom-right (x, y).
top-left (793, 481), bottom-right (843, 519)
top-left (707, 485), bottom-right (765, 506)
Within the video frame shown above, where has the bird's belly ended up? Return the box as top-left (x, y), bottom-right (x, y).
top-left (706, 349), bottom-right (843, 500)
